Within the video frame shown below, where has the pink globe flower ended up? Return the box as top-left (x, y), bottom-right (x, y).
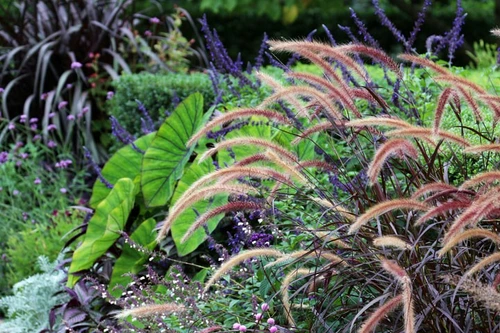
top-left (232, 323), bottom-right (241, 330)
top-left (269, 326), bottom-right (278, 333)
top-left (261, 303), bottom-right (270, 312)
top-left (239, 325), bottom-right (247, 332)
top-left (58, 101), bottom-right (68, 110)
top-left (71, 61), bottom-right (82, 69)
top-left (267, 318), bottom-right (275, 326)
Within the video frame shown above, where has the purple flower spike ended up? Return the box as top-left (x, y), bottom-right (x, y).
top-left (0, 87), bottom-right (4, 94)
top-left (67, 114), bottom-right (75, 121)
top-left (47, 124), bottom-right (57, 131)
top-left (149, 17), bottom-right (160, 24)
top-left (20, 115), bottom-right (27, 123)
top-left (47, 141), bottom-right (57, 148)
top-left (30, 118), bottom-right (38, 123)
top-left (48, 112), bottom-right (56, 118)
top-left (71, 61), bottom-right (82, 69)
top-left (8, 123), bottom-right (15, 130)
top-left (144, 30), bottom-right (152, 37)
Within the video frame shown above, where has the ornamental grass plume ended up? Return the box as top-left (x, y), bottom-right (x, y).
top-left (280, 268), bottom-right (312, 327)
top-left (366, 138), bottom-right (418, 185)
top-left (372, 236), bottom-right (412, 250)
top-left (199, 137), bottom-right (299, 163)
top-left (380, 260), bottom-right (415, 333)
top-left (358, 294), bottom-right (403, 333)
top-left (116, 303), bottom-right (185, 319)
top-left (186, 108), bottom-right (291, 147)
top-left (438, 228), bottom-right (500, 257)
top-left (348, 199), bottom-right (427, 234)
top-left (204, 249), bottom-right (284, 293)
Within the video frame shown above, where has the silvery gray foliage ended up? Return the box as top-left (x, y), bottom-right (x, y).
top-left (0, 255), bottom-right (68, 333)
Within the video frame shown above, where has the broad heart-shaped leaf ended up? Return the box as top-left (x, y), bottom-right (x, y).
top-left (108, 218), bottom-right (157, 297)
top-left (171, 158), bottom-right (228, 256)
top-left (68, 178), bottom-right (135, 287)
top-left (141, 93), bottom-right (210, 207)
top-left (89, 133), bottom-right (155, 209)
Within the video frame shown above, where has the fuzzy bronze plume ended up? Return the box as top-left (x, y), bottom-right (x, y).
top-left (466, 252), bottom-right (500, 276)
top-left (367, 138), bottom-right (418, 185)
top-left (386, 126), bottom-right (471, 147)
top-left (348, 199), bottom-right (427, 234)
top-left (411, 182), bottom-right (458, 199)
top-left (415, 201), bottom-right (470, 226)
top-left (187, 108), bottom-right (291, 147)
top-left (433, 87), bottom-right (455, 135)
top-left (439, 228), bottom-right (500, 257)
top-left (116, 303), bottom-right (185, 319)
top-left (199, 137), bottom-right (299, 164)
top-left (287, 71), bottom-right (360, 117)
top-left (464, 144), bottom-right (500, 154)
top-left (259, 85), bottom-right (343, 120)
top-left (398, 54), bottom-right (451, 75)
top-left (204, 248), bottom-right (284, 293)
top-left (373, 236), bottom-right (412, 250)
top-left (268, 40), bottom-right (369, 81)
top-left (280, 268), bottom-right (312, 327)
top-left (358, 294), bottom-right (403, 333)
top-left (459, 171), bottom-right (500, 189)
top-left (336, 43), bottom-right (402, 78)
top-left (381, 259), bottom-right (414, 333)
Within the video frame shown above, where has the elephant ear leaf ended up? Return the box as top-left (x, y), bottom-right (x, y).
top-left (108, 218), bottom-right (157, 297)
top-left (141, 93), bottom-right (210, 208)
top-left (89, 133), bottom-right (155, 208)
top-left (171, 158), bottom-right (228, 256)
top-left (68, 178), bottom-right (135, 287)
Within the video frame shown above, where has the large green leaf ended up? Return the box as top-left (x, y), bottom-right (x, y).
top-left (89, 133), bottom-right (155, 208)
top-left (68, 178), bottom-right (135, 287)
top-left (171, 158), bottom-right (228, 256)
top-left (141, 93), bottom-right (209, 207)
top-left (108, 218), bottom-right (157, 297)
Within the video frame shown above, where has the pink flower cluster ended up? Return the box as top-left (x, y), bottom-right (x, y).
top-left (55, 159), bottom-right (72, 169)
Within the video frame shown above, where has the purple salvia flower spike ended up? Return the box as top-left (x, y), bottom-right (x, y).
top-left (407, 0), bottom-right (432, 51)
top-left (349, 8), bottom-right (380, 48)
top-left (136, 100), bottom-right (154, 132)
top-left (83, 147), bottom-right (113, 189)
top-left (110, 116), bottom-right (144, 153)
top-left (254, 33), bottom-right (269, 70)
top-left (372, 0), bottom-right (408, 49)
top-left (322, 24), bottom-right (337, 46)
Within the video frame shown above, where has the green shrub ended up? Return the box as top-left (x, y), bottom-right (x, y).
top-left (4, 213), bottom-right (82, 289)
top-left (107, 72), bottom-right (215, 137)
